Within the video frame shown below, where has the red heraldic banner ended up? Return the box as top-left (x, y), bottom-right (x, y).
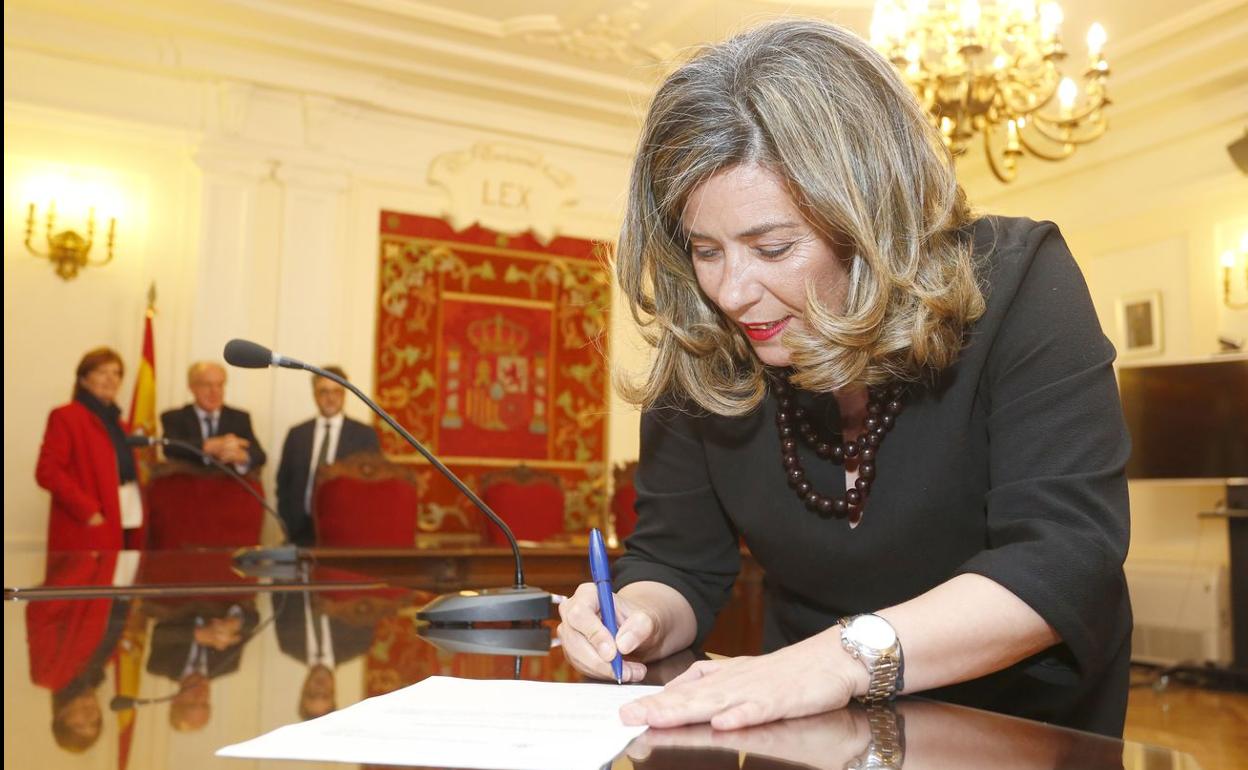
top-left (375, 212), bottom-right (611, 539)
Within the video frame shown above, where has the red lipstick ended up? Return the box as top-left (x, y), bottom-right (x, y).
top-left (741, 317), bottom-right (791, 341)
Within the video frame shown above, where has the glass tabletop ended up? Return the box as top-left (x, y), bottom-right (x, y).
top-left (3, 543), bottom-right (598, 601)
top-left (3, 548), bottom-right (1197, 770)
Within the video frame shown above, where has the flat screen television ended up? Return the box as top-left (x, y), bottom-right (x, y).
top-left (1117, 355), bottom-right (1248, 480)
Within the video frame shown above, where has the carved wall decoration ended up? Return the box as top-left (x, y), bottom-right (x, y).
top-left (376, 211), bottom-right (612, 539)
top-left (519, 1), bottom-right (668, 65)
top-left (427, 143), bottom-right (578, 246)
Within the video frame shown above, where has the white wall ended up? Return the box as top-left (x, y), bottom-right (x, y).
top-left (3, 36), bottom-right (640, 549)
top-left (3, 108), bottom-right (202, 546)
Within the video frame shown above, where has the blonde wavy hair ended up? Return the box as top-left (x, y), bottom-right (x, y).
top-left (616, 18), bottom-right (985, 416)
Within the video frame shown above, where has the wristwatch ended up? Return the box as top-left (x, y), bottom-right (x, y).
top-left (839, 614), bottom-right (904, 703)
top-left (845, 702), bottom-right (906, 770)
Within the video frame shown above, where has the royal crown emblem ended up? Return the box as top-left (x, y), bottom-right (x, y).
top-left (466, 313), bottom-right (529, 356)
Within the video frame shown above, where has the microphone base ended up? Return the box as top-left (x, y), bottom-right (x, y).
top-left (416, 586), bottom-right (552, 624)
top-left (231, 544), bottom-right (303, 579)
top-left (417, 625), bottom-right (551, 657)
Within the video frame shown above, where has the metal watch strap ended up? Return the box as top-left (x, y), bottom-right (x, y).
top-left (861, 651), bottom-right (901, 703)
top-left (845, 703), bottom-right (906, 770)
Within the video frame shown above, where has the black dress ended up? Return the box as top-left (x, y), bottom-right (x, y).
top-left (612, 216), bottom-right (1133, 737)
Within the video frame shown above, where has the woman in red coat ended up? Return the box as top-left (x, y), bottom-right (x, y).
top-left (26, 551), bottom-right (128, 752)
top-left (36, 347), bottom-right (145, 551)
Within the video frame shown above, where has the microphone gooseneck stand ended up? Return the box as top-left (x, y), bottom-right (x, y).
top-left (109, 692), bottom-right (180, 711)
top-left (127, 434), bottom-right (301, 573)
top-left (223, 338), bottom-right (552, 624)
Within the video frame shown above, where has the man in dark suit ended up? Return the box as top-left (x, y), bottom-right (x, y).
top-left (275, 591), bottom-right (375, 719)
top-left (276, 366), bottom-right (380, 545)
top-left (144, 599), bottom-right (260, 731)
top-left (161, 361), bottom-right (266, 471)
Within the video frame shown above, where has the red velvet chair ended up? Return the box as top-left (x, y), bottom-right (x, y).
top-left (479, 465), bottom-right (566, 546)
top-left (610, 460), bottom-right (640, 541)
top-left (312, 452), bottom-right (419, 547)
top-left (146, 462), bottom-right (265, 549)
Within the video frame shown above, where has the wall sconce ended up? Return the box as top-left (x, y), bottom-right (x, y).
top-left (24, 202), bottom-right (116, 281)
top-left (1223, 231), bottom-right (1248, 310)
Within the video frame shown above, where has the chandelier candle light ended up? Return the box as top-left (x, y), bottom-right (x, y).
top-left (870, 0), bottom-right (1110, 182)
top-left (1222, 231), bottom-right (1248, 311)
top-left (24, 201), bottom-right (116, 280)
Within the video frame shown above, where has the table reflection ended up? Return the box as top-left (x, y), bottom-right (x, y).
top-left (4, 547), bottom-right (390, 601)
top-left (619, 698), bottom-right (1132, 770)
top-left (5, 549), bottom-right (1192, 770)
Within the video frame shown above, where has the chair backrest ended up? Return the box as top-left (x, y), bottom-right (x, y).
top-left (610, 460), bottom-right (640, 541)
top-left (146, 462), bottom-right (264, 549)
top-left (312, 452), bottom-right (419, 547)
top-left (479, 465), bottom-right (566, 545)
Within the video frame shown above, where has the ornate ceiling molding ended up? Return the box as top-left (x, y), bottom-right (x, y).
top-left (6, 0), bottom-right (1240, 166)
top-left (519, 2), bottom-right (671, 66)
top-left (338, 0), bottom-right (676, 65)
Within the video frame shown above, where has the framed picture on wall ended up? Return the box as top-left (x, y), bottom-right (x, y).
top-left (1116, 290), bottom-right (1163, 357)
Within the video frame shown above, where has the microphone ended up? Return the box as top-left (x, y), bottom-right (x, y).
top-left (221, 338), bottom-right (299, 369)
top-left (129, 434), bottom-right (299, 569)
top-left (224, 338), bottom-right (551, 624)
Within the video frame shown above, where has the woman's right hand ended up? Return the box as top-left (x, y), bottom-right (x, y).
top-left (556, 581), bottom-right (659, 683)
top-left (87, 513), bottom-right (105, 527)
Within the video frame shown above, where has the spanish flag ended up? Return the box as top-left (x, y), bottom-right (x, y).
top-left (113, 600), bottom-right (149, 770)
top-left (128, 284), bottom-right (157, 483)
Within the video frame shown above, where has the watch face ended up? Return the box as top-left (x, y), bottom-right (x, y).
top-left (850, 615), bottom-right (896, 649)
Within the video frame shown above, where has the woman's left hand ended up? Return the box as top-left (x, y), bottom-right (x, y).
top-left (619, 632), bottom-right (865, 730)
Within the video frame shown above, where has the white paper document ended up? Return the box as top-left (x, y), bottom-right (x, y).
top-left (217, 675), bottom-right (662, 770)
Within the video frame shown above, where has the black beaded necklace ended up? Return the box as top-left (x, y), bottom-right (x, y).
top-left (773, 376), bottom-right (905, 526)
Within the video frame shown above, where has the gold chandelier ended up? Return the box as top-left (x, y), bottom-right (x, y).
top-left (870, 0), bottom-right (1110, 183)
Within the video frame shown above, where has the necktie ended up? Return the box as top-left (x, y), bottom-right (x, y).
top-left (316, 421), bottom-right (332, 467)
top-left (202, 415), bottom-right (215, 438)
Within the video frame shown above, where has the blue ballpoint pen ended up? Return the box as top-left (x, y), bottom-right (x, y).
top-left (588, 527), bottom-right (624, 684)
